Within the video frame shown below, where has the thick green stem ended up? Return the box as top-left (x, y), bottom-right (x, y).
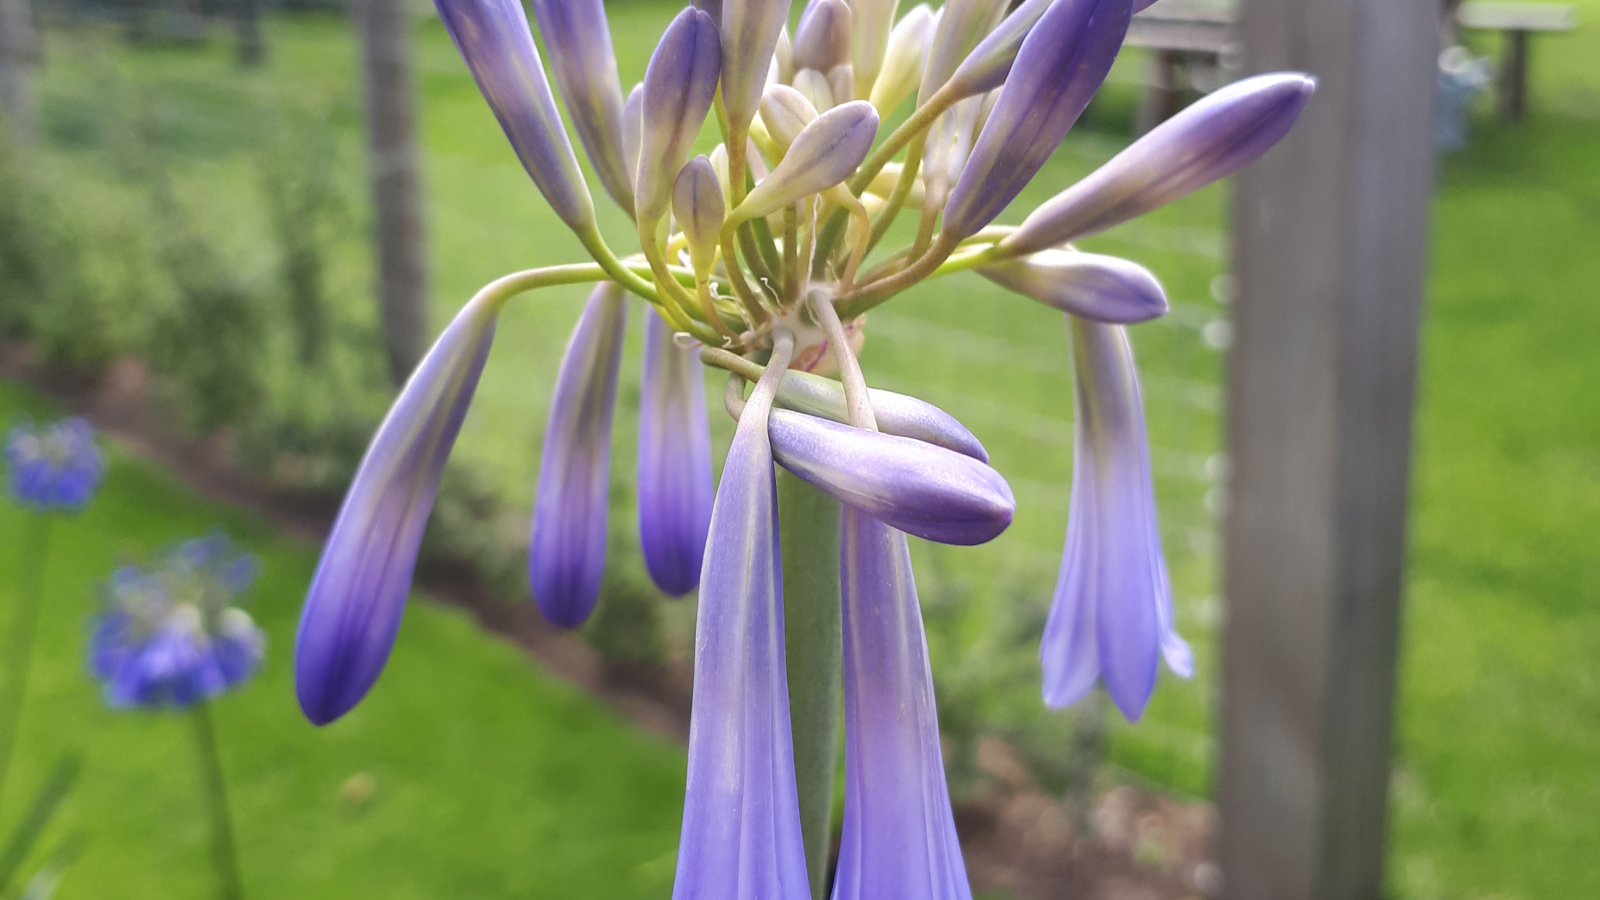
top-left (0, 514), bottom-right (51, 811)
top-left (192, 701), bottom-right (243, 900)
top-left (779, 470), bottom-right (842, 900)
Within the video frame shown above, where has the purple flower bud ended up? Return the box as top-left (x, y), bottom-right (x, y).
top-left (295, 296), bottom-right (498, 725)
top-left (774, 370), bottom-right (989, 461)
top-left (868, 4), bottom-right (934, 113)
top-left (978, 249), bottom-right (1169, 323)
top-left (944, 0), bottom-right (1052, 98)
top-left (720, 0), bottom-right (795, 135)
top-left (529, 0), bottom-right (634, 214)
top-left (767, 410), bottom-right (1013, 545)
top-left (734, 101), bottom-right (879, 222)
top-left (1007, 73), bottom-right (1316, 253)
top-left (435, 0), bottom-right (595, 233)
top-left (834, 508), bottom-right (972, 900)
top-left (918, 0), bottom-right (1009, 104)
top-left (671, 332), bottom-right (810, 900)
top-left (529, 283), bottom-right (628, 629)
top-left (5, 417), bottom-right (103, 513)
top-left (850, 0), bottom-right (902, 100)
top-left (694, 0), bottom-right (724, 26)
top-left (793, 0), bottom-right (852, 72)
top-left (636, 8), bottom-right (723, 229)
top-left (1042, 316), bottom-right (1192, 722)
top-left (638, 307), bottom-right (714, 596)
top-left (943, 0), bottom-right (1131, 240)
top-left (674, 157), bottom-right (727, 278)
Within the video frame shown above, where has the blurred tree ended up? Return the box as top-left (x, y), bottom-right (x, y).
top-left (0, 0), bottom-right (36, 141)
top-left (354, 0), bottom-right (428, 387)
top-left (234, 0), bottom-right (265, 66)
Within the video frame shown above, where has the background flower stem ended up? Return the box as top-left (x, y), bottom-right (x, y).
top-left (0, 513), bottom-right (53, 811)
top-left (778, 470), bottom-right (842, 900)
top-left (190, 701), bottom-right (243, 900)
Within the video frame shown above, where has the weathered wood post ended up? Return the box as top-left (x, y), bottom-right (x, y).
top-left (1218, 0), bottom-right (1436, 897)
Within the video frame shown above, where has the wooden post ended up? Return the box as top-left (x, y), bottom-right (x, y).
top-left (0, 0), bottom-right (36, 142)
top-left (1219, 0), bottom-right (1435, 898)
top-left (1499, 29), bottom-right (1529, 121)
top-left (355, 0), bottom-right (430, 386)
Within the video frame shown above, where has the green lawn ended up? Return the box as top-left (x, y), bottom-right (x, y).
top-left (0, 380), bottom-right (686, 898)
top-left (5, 3), bottom-right (1598, 899)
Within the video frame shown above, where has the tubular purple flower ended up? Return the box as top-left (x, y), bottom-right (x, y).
top-left (792, 0), bottom-right (852, 72)
top-left (720, 0), bottom-right (795, 135)
top-left (529, 283), bottom-right (628, 629)
top-left (636, 8), bottom-right (723, 230)
top-left (671, 331), bottom-right (810, 900)
top-left (733, 101), bottom-right (879, 222)
top-left (943, 0), bottom-right (1132, 240)
top-left (435, 0), bottom-right (595, 233)
top-left (767, 410), bottom-right (1013, 545)
top-left (638, 308), bottom-right (714, 597)
top-left (295, 296), bottom-right (499, 726)
top-left (530, 0), bottom-right (635, 214)
top-left (833, 508), bottom-right (972, 900)
top-left (773, 370), bottom-right (989, 461)
top-left (1006, 72), bottom-right (1317, 254)
top-left (1042, 316), bottom-right (1192, 722)
top-left (943, 0), bottom-right (1052, 98)
top-left (851, 0), bottom-right (901, 99)
top-left (978, 249), bottom-right (1169, 323)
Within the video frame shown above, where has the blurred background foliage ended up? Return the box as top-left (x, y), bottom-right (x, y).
top-left (0, 1), bottom-right (1596, 898)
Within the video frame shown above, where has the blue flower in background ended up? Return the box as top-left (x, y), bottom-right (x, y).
top-left (4, 417), bottom-right (104, 513)
top-left (89, 534), bottom-right (266, 711)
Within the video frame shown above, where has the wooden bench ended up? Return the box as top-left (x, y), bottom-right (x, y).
top-left (1125, 0), bottom-right (1237, 132)
top-left (1456, 2), bottom-right (1577, 120)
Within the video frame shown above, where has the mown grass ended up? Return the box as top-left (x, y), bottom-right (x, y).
top-left (5, 3), bottom-right (1597, 898)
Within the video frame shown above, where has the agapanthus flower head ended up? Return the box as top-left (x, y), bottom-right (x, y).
top-left (90, 533), bottom-right (265, 711)
top-left (299, 0), bottom-right (1318, 889)
top-left (5, 417), bottom-right (104, 513)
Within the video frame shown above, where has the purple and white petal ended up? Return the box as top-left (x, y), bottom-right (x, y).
top-left (638, 307), bottom-right (715, 597)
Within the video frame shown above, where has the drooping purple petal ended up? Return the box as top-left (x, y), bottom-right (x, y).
top-left (943, 0), bottom-right (1131, 240)
top-left (435, 0), bottom-right (596, 233)
top-left (767, 410), bottom-right (1014, 545)
top-left (978, 249), bottom-right (1169, 323)
top-left (530, 283), bottom-right (628, 629)
top-left (834, 508), bottom-right (972, 900)
top-left (638, 307), bottom-right (714, 597)
top-left (530, 0), bottom-right (635, 214)
top-left (1007, 73), bottom-right (1316, 253)
top-left (1041, 316), bottom-right (1191, 721)
top-left (671, 332), bottom-right (810, 900)
top-left (772, 370), bottom-right (989, 461)
top-left (295, 296), bottom-right (499, 726)
top-left (636, 7), bottom-right (723, 228)
top-left (720, 0), bottom-right (795, 135)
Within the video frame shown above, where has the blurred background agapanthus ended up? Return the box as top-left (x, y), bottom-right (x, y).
top-left (0, 0), bottom-right (1596, 898)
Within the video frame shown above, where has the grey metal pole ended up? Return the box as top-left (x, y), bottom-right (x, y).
top-left (1219, 0), bottom-right (1437, 898)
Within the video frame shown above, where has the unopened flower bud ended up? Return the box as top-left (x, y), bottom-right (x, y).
top-left (793, 0), bottom-right (852, 72)
top-left (760, 84), bottom-right (821, 153)
top-left (530, 0), bottom-right (633, 213)
top-left (721, 0), bottom-right (794, 134)
top-left (1006, 72), bottom-right (1317, 253)
top-left (732, 101), bottom-right (879, 223)
top-left (793, 67), bottom-right (837, 112)
top-left (851, 0), bottom-right (902, 100)
top-left (978, 250), bottom-right (1169, 323)
top-left (673, 157), bottom-right (727, 278)
top-left (636, 8), bottom-right (722, 230)
top-left (869, 4), bottom-right (933, 114)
